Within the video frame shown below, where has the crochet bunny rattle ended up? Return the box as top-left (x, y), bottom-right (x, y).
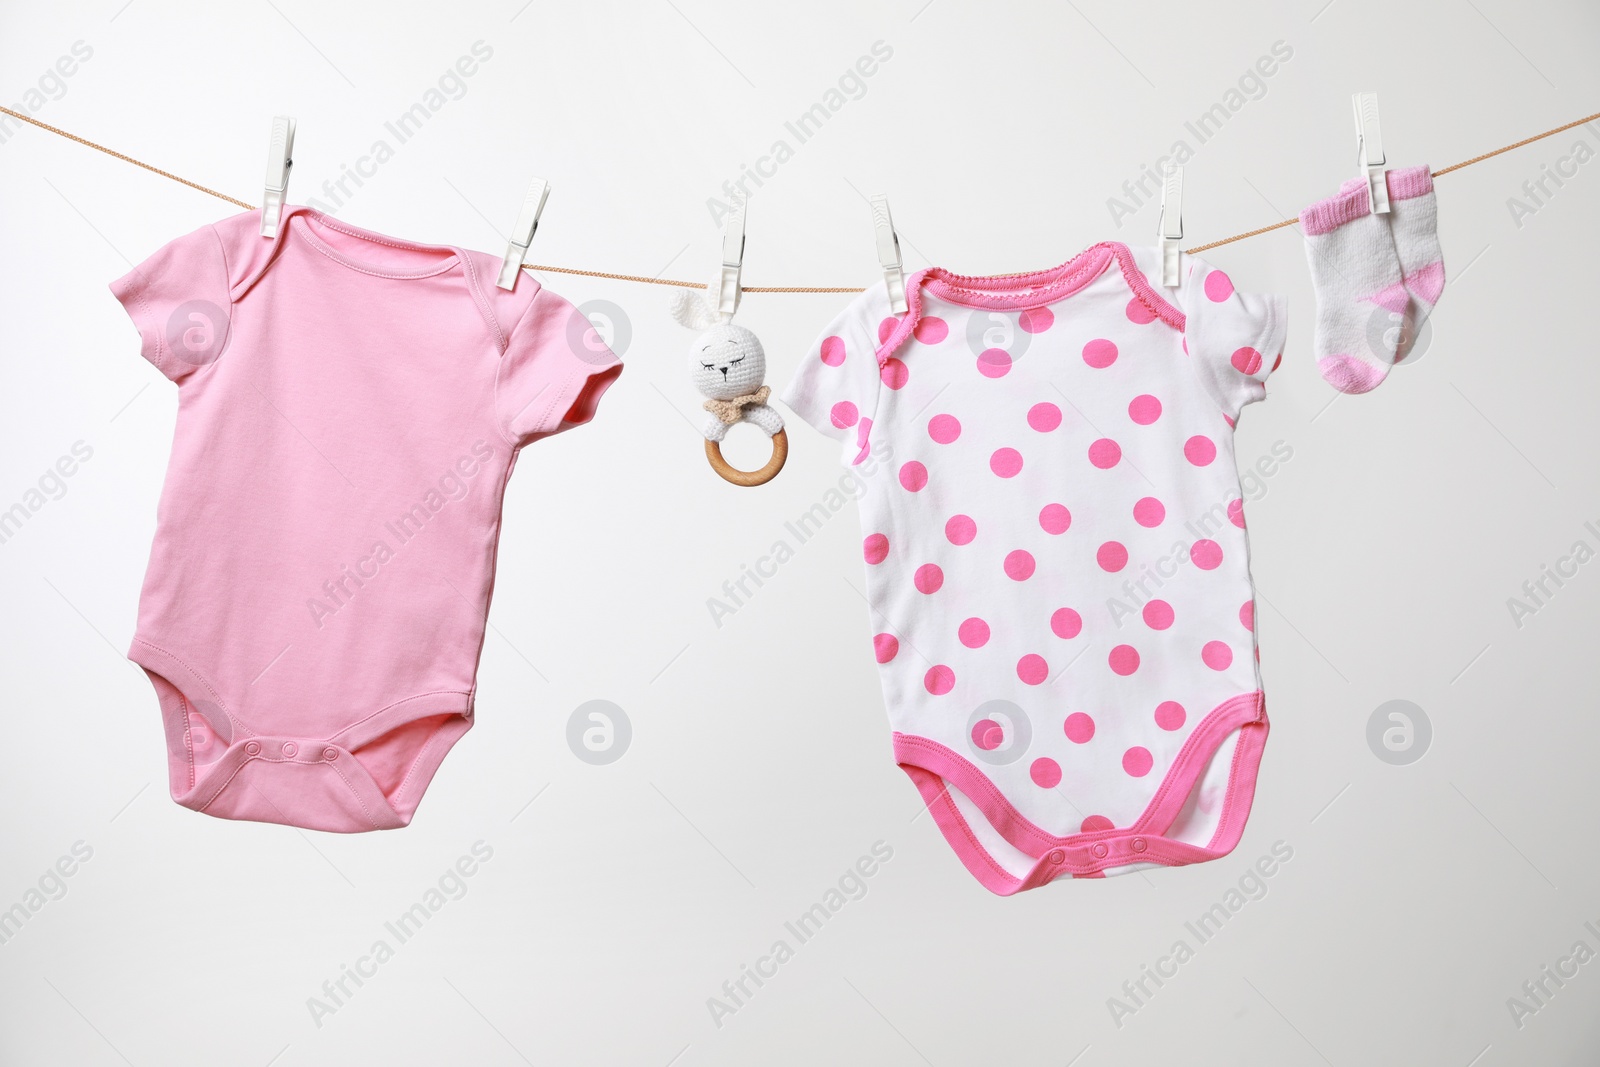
top-left (670, 276), bottom-right (788, 487)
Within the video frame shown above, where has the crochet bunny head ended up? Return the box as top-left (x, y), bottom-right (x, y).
top-left (671, 288), bottom-right (767, 401)
top-left (690, 323), bottom-right (766, 400)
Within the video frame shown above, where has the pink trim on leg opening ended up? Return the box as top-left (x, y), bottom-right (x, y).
top-left (897, 691), bottom-right (1270, 895)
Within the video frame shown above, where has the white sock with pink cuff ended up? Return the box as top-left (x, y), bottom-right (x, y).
top-left (1300, 181), bottom-right (1406, 394)
top-left (1382, 165), bottom-right (1445, 358)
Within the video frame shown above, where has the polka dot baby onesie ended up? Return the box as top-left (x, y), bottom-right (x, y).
top-left (782, 242), bottom-right (1286, 894)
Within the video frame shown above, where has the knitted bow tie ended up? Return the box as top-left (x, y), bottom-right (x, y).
top-left (703, 385), bottom-right (771, 425)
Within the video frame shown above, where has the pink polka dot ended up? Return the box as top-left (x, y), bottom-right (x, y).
top-left (1030, 757), bottom-right (1062, 788)
top-left (830, 401), bottom-right (859, 429)
top-left (1097, 541), bottom-right (1128, 572)
top-left (928, 414), bottom-right (961, 444)
top-left (1123, 746), bottom-right (1154, 777)
top-left (1088, 438), bottom-right (1122, 469)
top-left (1204, 269), bottom-right (1235, 302)
top-left (1064, 712), bottom-right (1095, 744)
top-left (880, 357), bottom-right (909, 390)
top-left (1154, 701), bottom-right (1186, 731)
top-left (1223, 413), bottom-right (1236, 428)
top-left (1050, 607), bottom-right (1083, 639)
top-left (1142, 599), bottom-right (1174, 630)
top-left (1132, 496), bottom-right (1165, 527)
top-left (990, 447), bottom-right (1024, 478)
top-left (1126, 297), bottom-right (1157, 324)
top-left (1228, 498), bottom-right (1246, 528)
top-left (863, 533), bottom-right (889, 564)
top-left (958, 617), bottom-right (990, 648)
top-left (1019, 307), bottom-right (1054, 334)
top-left (1108, 644), bottom-right (1140, 676)
top-left (977, 348), bottom-right (1012, 378)
top-left (914, 316), bottom-right (948, 344)
top-left (1081, 814), bottom-right (1114, 832)
top-left (914, 563), bottom-right (944, 594)
top-left (878, 316), bottom-right (899, 343)
top-left (924, 665), bottom-right (955, 695)
top-left (1240, 600), bottom-right (1255, 630)
top-left (1017, 654), bottom-right (1049, 685)
top-left (945, 514), bottom-right (977, 546)
top-left (819, 336), bottom-right (846, 366)
top-left (971, 719), bottom-right (1003, 751)
top-left (1039, 503), bottom-right (1071, 535)
top-left (1184, 435), bottom-right (1217, 466)
top-left (898, 461), bottom-right (928, 492)
top-left (1232, 347), bottom-right (1263, 375)
top-left (1272, 351), bottom-right (1283, 372)
top-left (1190, 539), bottom-right (1223, 570)
top-left (1202, 641), bottom-right (1233, 670)
top-left (1128, 394), bottom-right (1162, 424)
top-left (873, 633), bottom-right (898, 663)
top-left (1027, 402), bottom-right (1062, 432)
top-left (1082, 338), bottom-right (1118, 369)
top-left (1004, 550), bottom-right (1036, 581)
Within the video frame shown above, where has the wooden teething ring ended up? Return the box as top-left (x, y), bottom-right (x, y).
top-left (706, 428), bottom-right (788, 487)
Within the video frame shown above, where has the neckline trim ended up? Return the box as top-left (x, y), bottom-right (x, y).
top-left (921, 243), bottom-right (1116, 311)
top-left (290, 209), bottom-right (464, 280)
top-left (875, 242), bottom-right (1185, 366)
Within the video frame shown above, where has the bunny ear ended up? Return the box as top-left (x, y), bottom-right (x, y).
top-left (666, 288), bottom-right (700, 329)
top-left (668, 287), bottom-right (720, 331)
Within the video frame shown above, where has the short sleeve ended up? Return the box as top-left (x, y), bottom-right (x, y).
top-left (1180, 257), bottom-right (1288, 419)
top-left (109, 222), bottom-right (233, 383)
top-left (494, 285), bottom-right (624, 445)
top-left (780, 292), bottom-right (887, 466)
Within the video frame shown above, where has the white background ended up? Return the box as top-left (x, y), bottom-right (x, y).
top-left (2, 1), bottom-right (1599, 1064)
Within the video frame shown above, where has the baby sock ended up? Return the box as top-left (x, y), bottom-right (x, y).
top-left (1300, 182), bottom-right (1407, 394)
top-left (1382, 165), bottom-right (1445, 361)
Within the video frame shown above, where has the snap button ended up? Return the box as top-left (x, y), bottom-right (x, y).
top-left (244, 741), bottom-right (261, 757)
top-left (1132, 837), bottom-right (1148, 852)
top-left (1046, 849), bottom-right (1065, 865)
top-left (281, 741), bottom-right (298, 757)
top-left (322, 746), bottom-right (339, 761)
top-left (1092, 842), bottom-right (1108, 859)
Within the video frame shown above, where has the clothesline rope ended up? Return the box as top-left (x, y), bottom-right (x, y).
top-left (3, 105), bottom-right (1596, 291)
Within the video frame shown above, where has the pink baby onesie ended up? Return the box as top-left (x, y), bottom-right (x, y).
top-left (783, 242), bottom-right (1286, 894)
top-left (111, 207), bottom-right (622, 832)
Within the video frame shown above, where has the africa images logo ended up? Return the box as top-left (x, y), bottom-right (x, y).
top-left (165, 299), bottom-right (230, 367)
